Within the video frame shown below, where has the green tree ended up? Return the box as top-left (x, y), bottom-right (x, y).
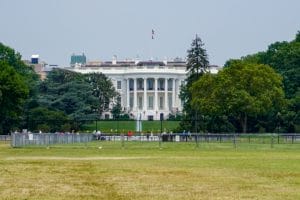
top-left (0, 43), bottom-right (39, 132)
top-left (239, 33), bottom-right (300, 99)
top-left (37, 69), bottom-right (100, 130)
top-left (186, 35), bottom-right (209, 81)
top-left (0, 62), bottom-right (29, 134)
top-left (36, 69), bottom-right (117, 131)
top-left (230, 31), bottom-right (300, 132)
top-left (87, 73), bottom-right (117, 117)
top-left (191, 61), bottom-right (285, 133)
top-left (27, 107), bottom-right (70, 132)
top-left (295, 31), bottom-right (300, 42)
top-left (111, 95), bottom-right (122, 119)
top-left (179, 35), bottom-right (209, 132)
top-left (0, 43), bottom-right (39, 96)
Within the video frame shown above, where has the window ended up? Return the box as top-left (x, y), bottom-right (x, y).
top-left (168, 94), bottom-right (172, 110)
top-left (168, 79), bottom-right (173, 91)
top-left (181, 80), bottom-right (185, 87)
top-left (148, 115), bottom-right (154, 121)
top-left (138, 97), bottom-right (143, 110)
top-left (159, 96), bottom-right (164, 110)
top-left (130, 96), bottom-right (133, 108)
top-left (117, 81), bottom-right (122, 89)
top-left (148, 96), bottom-right (153, 109)
top-left (147, 79), bottom-right (154, 90)
top-left (129, 79), bottom-right (134, 91)
top-left (117, 96), bottom-right (121, 104)
top-left (158, 79), bottom-right (164, 90)
top-left (137, 79), bottom-right (144, 90)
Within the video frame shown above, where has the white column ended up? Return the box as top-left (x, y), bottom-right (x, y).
top-left (126, 79), bottom-right (130, 110)
top-left (172, 78), bottom-right (176, 109)
top-left (154, 78), bottom-right (158, 111)
top-left (164, 78), bottom-right (168, 111)
top-left (143, 78), bottom-right (147, 111)
top-left (133, 78), bottom-right (137, 110)
top-left (177, 79), bottom-right (182, 110)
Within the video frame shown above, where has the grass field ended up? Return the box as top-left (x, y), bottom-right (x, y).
top-left (0, 141), bottom-right (299, 200)
top-left (83, 120), bottom-right (180, 133)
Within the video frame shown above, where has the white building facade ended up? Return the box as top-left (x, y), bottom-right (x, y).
top-left (69, 59), bottom-right (219, 120)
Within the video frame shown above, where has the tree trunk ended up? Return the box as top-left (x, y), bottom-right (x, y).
top-left (240, 113), bottom-right (247, 133)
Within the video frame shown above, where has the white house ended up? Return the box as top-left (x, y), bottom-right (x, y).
top-left (67, 57), bottom-right (220, 120)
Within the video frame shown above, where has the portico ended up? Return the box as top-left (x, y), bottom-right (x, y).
top-left (126, 77), bottom-right (180, 120)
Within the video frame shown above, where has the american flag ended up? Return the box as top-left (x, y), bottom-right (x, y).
top-left (152, 29), bottom-right (155, 39)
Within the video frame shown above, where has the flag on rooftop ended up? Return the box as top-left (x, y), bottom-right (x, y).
top-left (152, 29), bottom-right (155, 39)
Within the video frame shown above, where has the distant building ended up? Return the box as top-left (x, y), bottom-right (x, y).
top-left (70, 53), bottom-right (86, 67)
top-left (31, 54), bottom-right (39, 64)
top-left (23, 55), bottom-right (56, 80)
top-left (67, 56), bottom-right (221, 120)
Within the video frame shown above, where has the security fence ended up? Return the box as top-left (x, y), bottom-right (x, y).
top-left (9, 133), bottom-right (300, 148)
top-left (99, 133), bottom-right (300, 143)
top-left (99, 133), bottom-right (300, 149)
top-left (0, 135), bottom-right (11, 141)
top-left (11, 133), bottom-right (93, 148)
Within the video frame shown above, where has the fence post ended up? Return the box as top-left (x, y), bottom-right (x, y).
top-left (11, 134), bottom-right (15, 147)
top-left (271, 134), bottom-right (274, 148)
top-left (159, 114), bottom-right (163, 149)
top-left (121, 133), bottom-right (125, 148)
top-left (233, 134), bottom-right (237, 149)
top-left (159, 132), bottom-right (162, 149)
top-left (196, 134), bottom-right (199, 148)
top-left (84, 134), bottom-right (88, 148)
top-left (195, 113), bottom-right (199, 148)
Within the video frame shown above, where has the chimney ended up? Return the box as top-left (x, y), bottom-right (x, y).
top-left (135, 55), bottom-right (140, 65)
top-left (112, 55), bottom-right (117, 65)
top-left (163, 56), bottom-right (168, 65)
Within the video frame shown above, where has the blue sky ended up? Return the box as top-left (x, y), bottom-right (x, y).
top-left (0, 0), bottom-right (299, 66)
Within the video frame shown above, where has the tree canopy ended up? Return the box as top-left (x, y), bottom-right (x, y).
top-left (235, 33), bottom-right (300, 99)
top-left (224, 31), bottom-right (300, 132)
top-left (0, 43), bottom-right (39, 95)
top-left (191, 61), bottom-right (285, 133)
top-left (0, 61), bottom-right (29, 134)
top-left (34, 68), bottom-right (118, 132)
top-left (87, 73), bottom-right (117, 117)
top-left (0, 43), bottom-right (38, 134)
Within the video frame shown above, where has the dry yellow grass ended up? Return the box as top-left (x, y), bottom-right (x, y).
top-left (0, 141), bottom-right (299, 199)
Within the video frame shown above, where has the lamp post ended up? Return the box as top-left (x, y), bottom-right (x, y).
top-left (93, 109), bottom-right (98, 132)
top-left (277, 112), bottom-right (281, 134)
top-left (159, 113), bottom-right (163, 148)
top-left (276, 112), bottom-right (281, 144)
top-left (195, 111), bottom-right (199, 148)
top-left (96, 119), bottom-right (98, 132)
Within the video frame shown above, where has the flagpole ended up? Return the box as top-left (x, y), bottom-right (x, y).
top-left (150, 29), bottom-right (154, 61)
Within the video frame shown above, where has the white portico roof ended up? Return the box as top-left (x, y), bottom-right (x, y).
top-left (66, 60), bottom-right (220, 77)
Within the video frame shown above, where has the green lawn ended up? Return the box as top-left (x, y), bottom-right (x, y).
top-left (83, 120), bottom-right (180, 133)
top-left (0, 141), bottom-right (299, 199)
